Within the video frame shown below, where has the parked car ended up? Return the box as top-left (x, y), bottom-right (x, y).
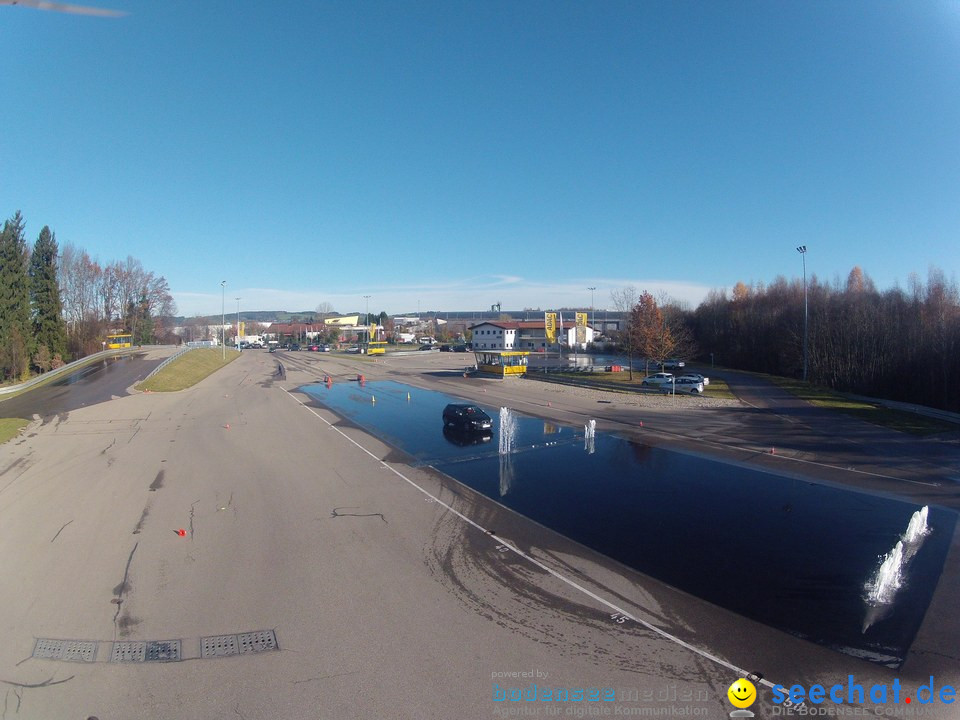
top-left (641, 373), bottom-right (675, 387)
top-left (669, 377), bottom-right (704, 394)
top-left (346, 345), bottom-right (360, 353)
top-left (289, 343), bottom-right (301, 351)
top-left (676, 373), bottom-right (709, 386)
top-left (662, 358), bottom-right (686, 369)
top-left (439, 344), bottom-right (452, 352)
top-left (307, 344), bottom-right (320, 351)
top-left (321, 344), bottom-right (332, 352)
top-left (452, 344), bottom-right (468, 352)
top-left (442, 404), bottom-right (493, 432)
top-left (419, 344), bottom-right (437, 351)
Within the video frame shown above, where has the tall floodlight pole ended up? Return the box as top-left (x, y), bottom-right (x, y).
top-left (235, 298), bottom-right (241, 351)
top-left (221, 281), bottom-right (226, 360)
top-left (796, 246), bottom-right (808, 382)
top-left (587, 286), bottom-right (596, 336)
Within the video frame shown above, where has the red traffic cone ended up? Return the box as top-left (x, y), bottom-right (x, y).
top-left (177, 529), bottom-right (186, 537)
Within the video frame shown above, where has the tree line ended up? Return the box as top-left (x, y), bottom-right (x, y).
top-left (689, 267), bottom-right (960, 412)
top-left (0, 210), bottom-right (176, 384)
top-left (616, 265), bottom-right (960, 412)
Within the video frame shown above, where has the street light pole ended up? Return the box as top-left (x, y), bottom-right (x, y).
top-left (235, 297), bottom-right (241, 352)
top-left (220, 281), bottom-right (226, 360)
top-left (796, 246), bottom-right (808, 382)
top-left (587, 286), bottom-right (596, 335)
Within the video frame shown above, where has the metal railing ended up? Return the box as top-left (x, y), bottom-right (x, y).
top-left (141, 346), bottom-right (196, 382)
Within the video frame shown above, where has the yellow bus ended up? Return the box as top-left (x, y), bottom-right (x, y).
top-left (474, 350), bottom-right (529, 377)
top-left (367, 341), bottom-right (387, 356)
top-left (106, 333), bottom-right (133, 349)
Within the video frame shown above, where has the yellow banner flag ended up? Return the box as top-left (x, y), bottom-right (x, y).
top-left (575, 312), bottom-right (587, 344)
top-left (545, 312), bottom-right (557, 344)
top-left (239, 321), bottom-right (245, 337)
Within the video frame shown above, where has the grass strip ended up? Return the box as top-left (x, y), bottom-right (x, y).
top-left (0, 418), bottom-right (29, 445)
top-left (136, 348), bottom-right (240, 392)
top-left (766, 375), bottom-right (957, 435)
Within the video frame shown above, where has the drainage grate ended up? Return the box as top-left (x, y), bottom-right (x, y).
top-left (111, 641), bottom-right (146, 663)
top-left (145, 640), bottom-right (180, 662)
top-left (238, 630), bottom-right (278, 654)
top-left (201, 630), bottom-right (278, 659)
top-left (33, 638), bottom-right (97, 662)
top-left (201, 634), bottom-right (239, 658)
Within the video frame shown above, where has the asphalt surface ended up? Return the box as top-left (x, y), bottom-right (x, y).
top-left (0, 349), bottom-right (169, 420)
top-left (0, 349), bottom-right (958, 719)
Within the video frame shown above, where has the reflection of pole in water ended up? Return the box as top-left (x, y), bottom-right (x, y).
top-left (499, 407), bottom-right (516, 455)
top-left (862, 505), bottom-right (932, 632)
top-left (584, 418), bottom-right (596, 454)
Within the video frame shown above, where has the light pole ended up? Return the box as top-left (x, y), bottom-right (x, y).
top-left (796, 246), bottom-right (808, 382)
top-left (363, 295), bottom-right (371, 347)
top-left (587, 286), bottom-right (596, 335)
top-left (220, 281), bottom-right (226, 360)
top-left (235, 297), bottom-right (241, 351)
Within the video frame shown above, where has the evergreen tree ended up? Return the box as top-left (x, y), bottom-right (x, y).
top-left (29, 225), bottom-right (67, 365)
top-left (0, 211), bottom-right (33, 381)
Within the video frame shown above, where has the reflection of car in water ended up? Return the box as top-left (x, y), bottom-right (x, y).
top-left (442, 403), bottom-right (493, 431)
top-left (442, 425), bottom-right (493, 446)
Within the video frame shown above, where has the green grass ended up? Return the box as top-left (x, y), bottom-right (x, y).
top-left (546, 371), bottom-right (734, 398)
top-left (0, 418), bottom-right (29, 445)
top-left (136, 348), bottom-right (240, 392)
top-left (766, 375), bottom-right (958, 435)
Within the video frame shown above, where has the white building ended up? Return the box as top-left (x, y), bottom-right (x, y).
top-left (469, 320), bottom-right (595, 351)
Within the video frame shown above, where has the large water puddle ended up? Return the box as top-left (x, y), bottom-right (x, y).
top-left (301, 379), bottom-right (955, 667)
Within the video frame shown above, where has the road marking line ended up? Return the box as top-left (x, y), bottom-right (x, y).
top-left (282, 386), bottom-right (778, 689)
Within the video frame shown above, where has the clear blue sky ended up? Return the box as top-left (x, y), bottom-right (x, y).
top-left (3, 1), bottom-right (959, 318)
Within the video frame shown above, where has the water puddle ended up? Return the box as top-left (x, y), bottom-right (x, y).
top-left (301, 379), bottom-right (955, 667)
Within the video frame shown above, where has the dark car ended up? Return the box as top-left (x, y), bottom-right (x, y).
top-left (442, 403), bottom-right (493, 431)
top-left (289, 343), bottom-right (301, 351)
top-left (419, 344), bottom-right (436, 351)
top-left (452, 344), bottom-right (468, 352)
top-left (439, 344), bottom-right (452, 352)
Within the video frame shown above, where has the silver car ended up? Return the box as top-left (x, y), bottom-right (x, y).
top-left (641, 372), bottom-right (675, 387)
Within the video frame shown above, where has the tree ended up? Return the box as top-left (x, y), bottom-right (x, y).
top-left (630, 291), bottom-right (676, 373)
top-left (0, 211), bottom-right (33, 381)
top-left (29, 225), bottom-right (67, 365)
top-left (315, 302), bottom-right (335, 318)
top-left (611, 287), bottom-right (638, 379)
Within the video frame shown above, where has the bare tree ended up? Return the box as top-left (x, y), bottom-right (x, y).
top-left (611, 286), bottom-right (639, 379)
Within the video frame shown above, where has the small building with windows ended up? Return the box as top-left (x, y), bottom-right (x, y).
top-left (468, 320), bottom-right (595, 352)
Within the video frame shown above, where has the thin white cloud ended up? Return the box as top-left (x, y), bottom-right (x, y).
top-left (171, 276), bottom-right (720, 317)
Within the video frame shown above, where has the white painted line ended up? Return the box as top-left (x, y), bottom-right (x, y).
top-left (282, 386), bottom-right (779, 689)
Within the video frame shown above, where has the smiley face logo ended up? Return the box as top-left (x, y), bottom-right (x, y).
top-left (727, 678), bottom-right (757, 709)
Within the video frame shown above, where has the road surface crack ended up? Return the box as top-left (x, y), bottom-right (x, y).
top-left (189, 499), bottom-right (200, 539)
top-left (50, 520), bottom-right (73, 543)
top-left (330, 507), bottom-right (387, 524)
top-left (113, 543), bottom-right (138, 632)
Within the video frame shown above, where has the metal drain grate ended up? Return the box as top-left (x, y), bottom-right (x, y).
top-left (238, 630), bottom-right (278, 654)
top-left (145, 640), bottom-right (180, 662)
top-left (111, 641), bottom-right (146, 663)
top-left (201, 630), bottom-right (278, 659)
top-left (201, 634), bottom-right (239, 658)
top-left (33, 638), bottom-right (97, 662)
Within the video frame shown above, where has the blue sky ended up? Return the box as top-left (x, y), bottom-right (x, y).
top-left (3, 1), bottom-right (959, 318)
